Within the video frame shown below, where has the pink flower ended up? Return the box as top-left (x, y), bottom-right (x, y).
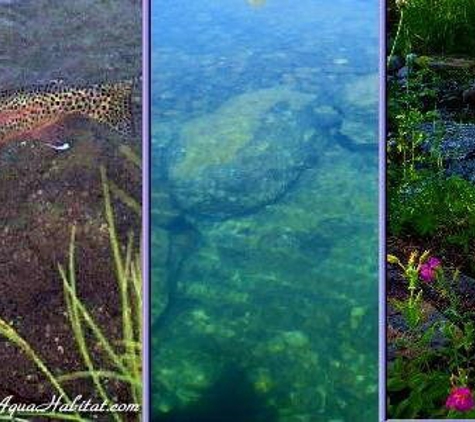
top-left (419, 256), bottom-right (441, 283)
top-left (446, 387), bottom-right (475, 412)
top-left (427, 257), bottom-right (441, 268)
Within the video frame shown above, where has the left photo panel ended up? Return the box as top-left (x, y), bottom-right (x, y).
top-left (0, 1), bottom-right (144, 420)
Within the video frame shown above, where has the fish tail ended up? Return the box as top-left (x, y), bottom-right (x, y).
top-left (88, 81), bottom-right (134, 136)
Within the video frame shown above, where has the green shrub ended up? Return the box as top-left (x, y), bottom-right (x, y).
top-left (389, 0), bottom-right (475, 56)
top-left (387, 67), bottom-right (443, 189)
top-left (388, 356), bottom-right (450, 419)
top-left (389, 172), bottom-right (475, 250)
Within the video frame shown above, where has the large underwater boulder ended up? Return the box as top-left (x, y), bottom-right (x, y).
top-left (167, 87), bottom-right (333, 219)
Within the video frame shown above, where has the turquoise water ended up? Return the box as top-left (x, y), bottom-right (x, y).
top-left (151, 1), bottom-right (379, 421)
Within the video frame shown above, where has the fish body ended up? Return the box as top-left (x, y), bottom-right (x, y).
top-left (0, 81), bottom-right (133, 147)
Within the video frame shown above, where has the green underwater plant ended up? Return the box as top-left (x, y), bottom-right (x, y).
top-left (0, 159), bottom-right (142, 421)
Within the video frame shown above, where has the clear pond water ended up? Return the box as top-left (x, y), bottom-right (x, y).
top-left (151, 1), bottom-right (379, 421)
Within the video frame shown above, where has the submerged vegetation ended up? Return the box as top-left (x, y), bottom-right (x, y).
top-left (0, 164), bottom-right (142, 421)
top-left (387, 0), bottom-right (475, 418)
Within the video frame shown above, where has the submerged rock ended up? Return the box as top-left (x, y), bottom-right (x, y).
top-left (340, 73), bottom-right (378, 148)
top-left (167, 87), bottom-right (333, 219)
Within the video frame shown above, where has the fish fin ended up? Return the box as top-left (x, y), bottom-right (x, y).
top-left (89, 81), bottom-right (134, 137)
top-left (26, 121), bottom-right (69, 147)
top-left (44, 141), bottom-right (71, 151)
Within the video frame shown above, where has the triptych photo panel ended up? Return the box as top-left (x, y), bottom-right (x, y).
top-left (151, 0), bottom-right (378, 421)
top-left (0, 0), bottom-right (143, 421)
top-left (385, 0), bottom-right (475, 420)
top-left (3, 0), bottom-right (475, 421)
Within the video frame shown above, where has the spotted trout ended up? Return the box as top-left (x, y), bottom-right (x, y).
top-left (0, 80), bottom-right (134, 149)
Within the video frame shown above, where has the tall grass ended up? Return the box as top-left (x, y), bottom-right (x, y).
top-left (0, 161), bottom-right (142, 421)
top-left (389, 0), bottom-right (475, 56)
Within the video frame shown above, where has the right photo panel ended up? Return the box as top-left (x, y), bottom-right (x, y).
top-left (386, 0), bottom-right (475, 419)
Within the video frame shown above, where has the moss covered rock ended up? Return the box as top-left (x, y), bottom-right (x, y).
top-left (167, 87), bottom-right (332, 219)
top-left (341, 73), bottom-right (378, 147)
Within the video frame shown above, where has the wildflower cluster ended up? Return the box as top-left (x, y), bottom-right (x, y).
top-left (419, 257), bottom-right (441, 283)
top-left (388, 251), bottom-right (475, 416)
top-left (446, 386), bottom-right (474, 412)
top-left (388, 250), bottom-right (434, 329)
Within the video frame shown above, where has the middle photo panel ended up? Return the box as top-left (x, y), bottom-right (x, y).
top-left (151, 0), bottom-right (379, 421)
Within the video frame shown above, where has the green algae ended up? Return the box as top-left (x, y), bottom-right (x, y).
top-left (341, 73), bottom-right (379, 146)
top-left (343, 73), bottom-right (379, 110)
top-left (153, 141), bottom-right (378, 421)
top-left (171, 87), bottom-right (317, 179)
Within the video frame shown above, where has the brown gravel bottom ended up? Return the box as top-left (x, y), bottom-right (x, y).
top-left (0, 118), bottom-right (142, 421)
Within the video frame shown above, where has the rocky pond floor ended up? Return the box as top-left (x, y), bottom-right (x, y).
top-left (151, 68), bottom-right (379, 421)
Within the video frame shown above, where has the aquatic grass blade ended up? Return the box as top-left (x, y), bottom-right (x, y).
top-left (61, 272), bottom-right (128, 375)
top-left (119, 145), bottom-right (142, 169)
top-left (100, 166), bottom-right (142, 406)
top-left (58, 370), bottom-right (140, 387)
top-left (110, 180), bottom-right (141, 215)
top-left (58, 225), bottom-right (121, 422)
top-left (0, 319), bottom-right (82, 421)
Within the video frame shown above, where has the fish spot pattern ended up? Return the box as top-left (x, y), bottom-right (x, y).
top-left (0, 81), bottom-right (134, 144)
